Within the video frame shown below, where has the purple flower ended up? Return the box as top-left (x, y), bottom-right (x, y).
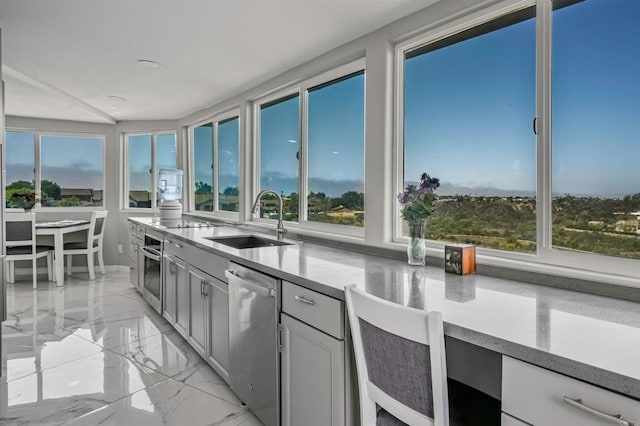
top-left (397, 172), bottom-right (439, 221)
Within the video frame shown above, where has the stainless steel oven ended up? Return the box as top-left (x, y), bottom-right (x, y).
top-left (141, 230), bottom-right (163, 313)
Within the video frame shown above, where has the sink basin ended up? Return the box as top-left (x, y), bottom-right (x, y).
top-left (205, 235), bottom-right (293, 249)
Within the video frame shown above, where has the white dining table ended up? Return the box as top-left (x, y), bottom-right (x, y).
top-left (36, 219), bottom-right (90, 286)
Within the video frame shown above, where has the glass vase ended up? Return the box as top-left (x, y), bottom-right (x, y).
top-left (406, 219), bottom-right (426, 266)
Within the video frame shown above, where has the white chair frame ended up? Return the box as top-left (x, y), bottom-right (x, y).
top-left (345, 284), bottom-right (449, 426)
top-left (63, 210), bottom-right (108, 280)
top-left (5, 212), bottom-right (53, 289)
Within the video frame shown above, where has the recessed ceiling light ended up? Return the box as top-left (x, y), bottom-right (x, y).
top-left (137, 59), bottom-right (162, 69)
top-left (108, 95), bottom-right (127, 101)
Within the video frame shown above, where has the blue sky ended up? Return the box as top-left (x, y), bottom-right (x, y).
top-left (6, 131), bottom-right (104, 190)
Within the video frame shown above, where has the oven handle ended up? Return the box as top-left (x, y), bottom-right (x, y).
top-left (141, 247), bottom-right (161, 262)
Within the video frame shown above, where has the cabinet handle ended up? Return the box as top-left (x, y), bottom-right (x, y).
top-left (294, 295), bottom-right (315, 306)
top-left (175, 243), bottom-right (183, 248)
top-left (200, 280), bottom-right (204, 297)
top-left (562, 396), bottom-right (633, 426)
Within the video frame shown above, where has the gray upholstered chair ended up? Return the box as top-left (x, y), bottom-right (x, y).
top-left (63, 210), bottom-right (108, 280)
top-left (345, 284), bottom-right (449, 426)
top-left (5, 212), bottom-right (54, 288)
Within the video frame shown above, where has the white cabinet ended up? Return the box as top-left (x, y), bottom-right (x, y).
top-left (128, 230), bottom-right (143, 293)
top-left (187, 264), bottom-right (229, 380)
top-left (280, 281), bottom-right (348, 426)
top-left (207, 276), bottom-right (229, 380)
top-left (187, 266), bottom-right (208, 357)
top-left (175, 259), bottom-right (189, 338)
top-left (502, 356), bottom-right (640, 425)
top-left (162, 253), bottom-right (186, 333)
top-left (281, 313), bottom-right (345, 426)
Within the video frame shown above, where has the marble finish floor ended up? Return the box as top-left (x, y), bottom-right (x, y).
top-left (1, 271), bottom-right (262, 425)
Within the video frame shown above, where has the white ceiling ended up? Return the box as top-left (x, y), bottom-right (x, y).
top-left (0, 0), bottom-right (433, 124)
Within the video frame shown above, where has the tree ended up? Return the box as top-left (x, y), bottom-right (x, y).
top-left (339, 191), bottom-right (364, 210)
top-left (195, 181), bottom-right (212, 194)
top-left (223, 186), bottom-right (239, 196)
top-left (41, 180), bottom-right (61, 202)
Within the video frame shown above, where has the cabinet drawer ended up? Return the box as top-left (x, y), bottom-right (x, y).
top-left (163, 237), bottom-right (228, 283)
top-left (282, 281), bottom-right (344, 339)
top-left (164, 236), bottom-right (189, 259)
top-left (502, 356), bottom-right (640, 426)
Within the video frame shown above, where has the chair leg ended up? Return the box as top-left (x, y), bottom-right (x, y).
top-left (67, 255), bottom-right (72, 277)
top-left (47, 252), bottom-right (53, 281)
top-left (87, 251), bottom-right (96, 281)
top-left (98, 247), bottom-right (106, 275)
top-left (5, 260), bottom-right (11, 284)
top-left (33, 257), bottom-right (37, 289)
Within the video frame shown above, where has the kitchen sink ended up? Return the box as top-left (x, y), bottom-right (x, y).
top-left (204, 235), bottom-right (294, 249)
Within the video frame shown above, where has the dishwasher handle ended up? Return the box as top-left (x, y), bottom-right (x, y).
top-left (225, 270), bottom-right (275, 298)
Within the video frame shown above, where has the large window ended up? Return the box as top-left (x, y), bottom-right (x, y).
top-left (551, 0), bottom-right (640, 260)
top-left (259, 95), bottom-right (300, 221)
top-left (402, 8), bottom-right (536, 252)
top-left (190, 114), bottom-right (240, 214)
top-left (256, 63), bottom-right (366, 230)
top-left (397, 0), bottom-right (639, 277)
top-left (307, 72), bottom-right (365, 227)
top-left (5, 130), bottom-right (104, 208)
top-left (125, 132), bottom-right (176, 209)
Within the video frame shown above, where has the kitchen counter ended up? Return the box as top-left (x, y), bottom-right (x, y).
top-left (130, 217), bottom-right (640, 400)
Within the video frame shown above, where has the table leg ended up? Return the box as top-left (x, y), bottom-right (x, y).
top-left (54, 230), bottom-right (65, 287)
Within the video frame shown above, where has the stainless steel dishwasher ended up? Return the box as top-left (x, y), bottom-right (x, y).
top-left (225, 263), bottom-right (280, 426)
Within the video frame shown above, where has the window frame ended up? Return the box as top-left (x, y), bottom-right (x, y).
top-left (392, 0), bottom-right (639, 282)
top-left (187, 108), bottom-right (241, 220)
top-left (253, 59), bottom-right (367, 238)
top-left (123, 130), bottom-right (177, 211)
top-left (5, 127), bottom-right (106, 212)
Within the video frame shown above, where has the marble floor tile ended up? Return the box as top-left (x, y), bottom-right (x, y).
top-left (1, 271), bottom-right (261, 425)
top-left (65, 378), bottom-right (251, 426)
top-left (2, 332), bottom-right (103, 383)
top-left (0, 350), bottom-right (169, 425)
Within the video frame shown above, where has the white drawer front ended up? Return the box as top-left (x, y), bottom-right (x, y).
top-left (502, 356), bottom-right (640, 426)
top-left (501, 413), bottom-right (530, 426)
top-left (282, 281), bottom-right (344, 339)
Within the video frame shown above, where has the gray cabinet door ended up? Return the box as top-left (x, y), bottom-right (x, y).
top-left (128, 237), bottom-right (138, 288)
top-left (281, 313), bottom-right (345, 426)
top-left (187, 266), bottom-right (207, 357)
top-left (207, 276), bottom-right (229, 381)
top-left (162, 254), bottom-right (177, 325)
top-left (174, 258), bottom-right (188, 338)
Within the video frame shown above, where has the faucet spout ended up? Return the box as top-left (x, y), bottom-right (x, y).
top-left (252, 189), bottom-right (287, 240)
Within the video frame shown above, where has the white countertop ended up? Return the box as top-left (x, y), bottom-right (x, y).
top-left (130, 217), bottom-right (640, 399)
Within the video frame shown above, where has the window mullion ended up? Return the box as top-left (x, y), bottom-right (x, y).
top-left (151, 134), bottom-right (157, 208)
top-left (213, 122), bottom-right (219, 212)
top-left (536, 0), bottom-right (553, 254)
top-left (34, 131), bottom-right (41, 207)
top-left (299, 90), bottom-right (309, 223)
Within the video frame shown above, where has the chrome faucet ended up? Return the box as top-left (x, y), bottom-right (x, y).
top-left (251, 189), bottom-right (287, 240)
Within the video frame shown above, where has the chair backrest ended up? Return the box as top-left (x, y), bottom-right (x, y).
top-left (345, 284), bottom-right (449, 426)
top-left (5, 212), bottom-right (36, 251)
top-left (87, 210), bottom-right (108, 247)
